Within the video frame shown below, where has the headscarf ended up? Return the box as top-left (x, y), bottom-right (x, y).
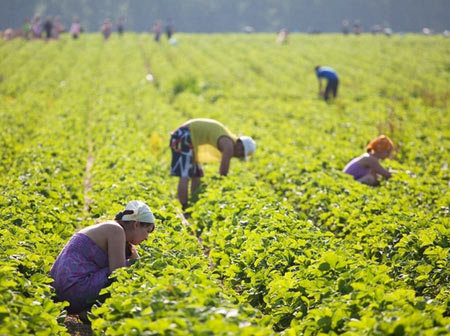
top-left (366, 135), bottom-right (394, 153)
top-left (121, 200), bottom-right (154, 223)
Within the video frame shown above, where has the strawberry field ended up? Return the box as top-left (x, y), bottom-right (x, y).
top-left (0, 33), bottom-right (449, 335)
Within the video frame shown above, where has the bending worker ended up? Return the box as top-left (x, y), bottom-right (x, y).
top-left (315, 65), bottom-right (339, 101)
top-left (343, 135), bottom-right (394, 186)
top-left (169, 118), bottom-right (256, 210)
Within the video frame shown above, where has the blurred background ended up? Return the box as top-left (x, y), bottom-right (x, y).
top-left (1, 0), bottom-right (449, 33)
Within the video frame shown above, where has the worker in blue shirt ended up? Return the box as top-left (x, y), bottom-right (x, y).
top-left (315, 66), bottom-right (339, 101)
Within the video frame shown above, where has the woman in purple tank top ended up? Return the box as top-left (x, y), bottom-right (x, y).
top-left (343, 135), bottom-right (394, 186)
top-left (50, 201), bottom-right (155, 322)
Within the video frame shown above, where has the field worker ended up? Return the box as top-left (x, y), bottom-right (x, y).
top-left (170, 118), bottom-right (256, 211)
top-left (42, 16), bottom-right (53, 40)
top-left (70, 18), bottom-right (81, 39)
top-left (116, 17), bottom-right (125, 35)
top-left (343, 135), bottom-right (394, 186)
top-left (51, 16), bottom-right (64, 39)
top-left (101, 18), bottom-right (112, 40)
top-left (153, 20), bottom-right (162, 42)
top-left (31, 15), bottom-right (42, 39)
top-left (50, 201), bottom-right (155, 321)
top-left (165, 17), bottom-right (175, 40)
top-left (315, 65), bottom-right (339, 101)
top-left (276, 28), bottom-right (289, 44)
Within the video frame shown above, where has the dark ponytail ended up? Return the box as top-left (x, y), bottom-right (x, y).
top-left (114, 209), bottom-right (134, 221)
top-left (114, 209), bottom-right (135, 259)
top-left (125, 242), bottom-right (133, 259)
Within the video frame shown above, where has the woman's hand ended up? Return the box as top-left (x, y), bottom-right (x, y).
top-left (129, 245), bottom-right (140, 259)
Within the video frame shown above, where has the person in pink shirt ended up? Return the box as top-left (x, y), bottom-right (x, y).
top-left (70, 18), bottom-right (81, 39)
top-left (101, 18), bottom-right (112, 40)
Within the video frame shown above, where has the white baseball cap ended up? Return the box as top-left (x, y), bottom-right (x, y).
top-left (239, 136), bottom-right (256, 160)
top-left (122, 200), bottom-right (155, 223)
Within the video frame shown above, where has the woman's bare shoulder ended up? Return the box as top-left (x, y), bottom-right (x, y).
top-left (79, 221), bottom-right (124, 235)
top-left (78, 221), bottom-right (125, 251)
top-left (358, 153), bottom-right (376, 164)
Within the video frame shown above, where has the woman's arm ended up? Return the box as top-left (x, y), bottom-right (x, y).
top-left (366, 156), bottom-right (392, 179)
top-left (218, 136), bottom-right (234, 176)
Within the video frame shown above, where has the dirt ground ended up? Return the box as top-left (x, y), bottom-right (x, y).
top-left (64, 315), bottom-right (92, 336)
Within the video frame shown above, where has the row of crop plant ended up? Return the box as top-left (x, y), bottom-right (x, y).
top-left (0, 35), bottom-right (277, 335)
top-left (69, 38), bottom-right (274, 334)
top-left (0, 41), bottom-right (91, 333)
top-left (0, 34), bottom-right (448, 334)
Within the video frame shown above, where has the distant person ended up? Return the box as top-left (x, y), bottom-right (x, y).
top-left (244, 25), bottom-right (255, 33)
top-left (153, 20), bottom-right (162, 42)
top-left (384, 27), bottom-right (393, 37)
top-left (50, 200), bottom-right (155, 322)
top-left (371, 24), bottom-right (383, 34)
top-left (51, 16), bottom-right (64, 39)
top-left (353, 23), bottom-right (361, 35)
top-left (3, 28), bottom-right (15, 40)
top-left (170, 118), bottom-right (256, 211)
top-left (101, 18), bottom-right (112, 40)
top-left (422, 27), bottom-right (432, 35)
top-left (276, 28), bottom-right (288, 44)
top-left (70, 18), bottom-right (81, 39)
top-left (116, 17), bottom-right (125, 35)
top-left (341, 19), bottom-right (350, 35)
top-left (315, 65), bottom-right (339, 101)
top-left (22, 19), bottom-right (31, 40)
top-left (43, 16), bottom-right (53, 40)
top-left (165, 18), bottom-right (174, 40)
top-left (31, 15), bottom-right (42, 39)
top-left (343, 135), bottom-right (394, 186)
